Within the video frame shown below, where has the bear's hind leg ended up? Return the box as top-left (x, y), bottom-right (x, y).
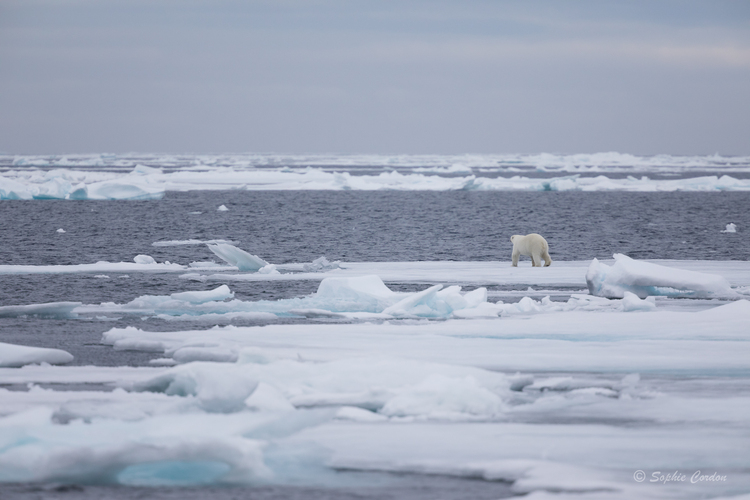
top-left (531, 252), bottom-right (541, 267)
top-left (542, 249), bottom-right (552, 267)
top-left (512, 250), bottom-right (520, 267)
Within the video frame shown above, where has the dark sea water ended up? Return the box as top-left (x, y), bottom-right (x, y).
top-left (2, 190), bottom-right (749, 267)
top-left (1, 190), bottom-right (748, 499)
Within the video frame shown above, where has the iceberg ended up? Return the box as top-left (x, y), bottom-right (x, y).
top-left (0, 342), bottom-right (73, 367)
top-left (586, 254), bottom-right (735, 299)
top-left (207, 243), bottom-right (268, 272)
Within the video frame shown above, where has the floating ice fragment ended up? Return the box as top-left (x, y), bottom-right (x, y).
top-left (153, 239), bottom-right (238, 247)
top-left (722, 223), bottom-right (737, 233)
top-left (0, 341), bottom-right (74, 367)
top-left (170, 285), bottom-right (234, 304)
top-left (207, 243), bottom-right (268, 272)
top-left (0, 302), bottom-right (80, 319)
top-left (217, 205), bottom-right (229, 211)
top-left (382, 284), bottom-right (443, 317)
top-left (56, 228), bottom-right (65, 233)
top-left (302, 256), bottom-right (342, 272)
top-left (134, 255), bottom-right (157, 265)
top-left (258, 264), bottom-right (280, 275)
top-left (586, 254), bottom-right (734, 299)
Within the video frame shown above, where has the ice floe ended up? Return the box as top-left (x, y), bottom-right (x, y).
top-left (1, 270), bottom-right (743, 324)
top-left (722, 223), bottom-right (737, 233)
top-left (586, 254), bottom-right (736, 299)
top-left (0, 170), bottom-right (164, 200)
top-left (1, 233), bottom-right (750, 496)
top-left (152, 239), bottom-right (239, 247)
top-left (74, 277), bottom-right (495, 320)
top-left (0, 342), bottom-right (74, 367)
top-left (98, 299), bottom-right (750, 373)
top-left (0, 302), bottom-right (81, 319)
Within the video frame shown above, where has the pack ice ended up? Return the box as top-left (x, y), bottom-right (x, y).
top-left (1, 250), bottom-right (750, 498)
top-left (0, 167), bottom-right (164, 200)
top-left (4, 154), bottom-right (750, 199)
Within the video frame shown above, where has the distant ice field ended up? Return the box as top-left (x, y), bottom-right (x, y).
top-left (1, 158), bottom-right (749, 499)
top-left (3, 153), bottom-right (750, 200)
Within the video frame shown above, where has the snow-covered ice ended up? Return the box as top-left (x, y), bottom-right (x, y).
top-left (722, 223), bottom-right (737, 233)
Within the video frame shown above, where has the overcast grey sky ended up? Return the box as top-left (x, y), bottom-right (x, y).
top-left (1, 0), bottom-right (749, 155)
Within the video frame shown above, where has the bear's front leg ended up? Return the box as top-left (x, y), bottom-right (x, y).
top-left (512, 250), bottom-right (519, 267)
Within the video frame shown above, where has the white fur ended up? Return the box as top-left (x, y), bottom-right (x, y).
top-left (510, 233), bottom-right (552, 267)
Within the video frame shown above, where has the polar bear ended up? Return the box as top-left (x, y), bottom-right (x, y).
top-left (510, 233), bottom-right (552, 267)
